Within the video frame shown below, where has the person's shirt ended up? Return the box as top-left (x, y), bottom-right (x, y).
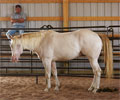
top-left (11, 12), bottom-right (26, 26)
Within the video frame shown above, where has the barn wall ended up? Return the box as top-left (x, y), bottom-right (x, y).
top-left (0, 1), bottom-right (119, 70)
top-left (0, 3), bottom-right (62, 28)
top-left (0, 2), bottom-right (119, 45)
top-left (0, 2), bottom-right (119, 31)
top-left (69, 3), bottom-right (120, 32)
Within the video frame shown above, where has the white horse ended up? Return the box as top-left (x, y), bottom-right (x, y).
top-left (9, 29), bottom-right (102, 93)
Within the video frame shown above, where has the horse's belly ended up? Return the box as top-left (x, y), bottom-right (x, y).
top-left (53, 55), bottom-right (78, 61)
top-left (53, 54), bottom-right (79, 61)
top-left (53, 46), bottom-right (80, 61)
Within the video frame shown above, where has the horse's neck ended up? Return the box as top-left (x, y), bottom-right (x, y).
top-left (22, 35), bottom-right (41, 51)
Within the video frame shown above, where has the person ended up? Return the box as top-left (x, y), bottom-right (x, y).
top-left (6, 5), bottom-right (26, 39)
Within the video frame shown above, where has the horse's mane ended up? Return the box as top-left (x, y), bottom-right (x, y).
top-left (13, 32), bottom-right (41, 40)
top-left (13, 30), bottom-right (55, 39)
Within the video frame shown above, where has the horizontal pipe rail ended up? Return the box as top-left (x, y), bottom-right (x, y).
top-left (0, 25), bottom-right (119, 78)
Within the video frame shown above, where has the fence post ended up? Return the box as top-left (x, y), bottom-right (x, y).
top-left (30, 51), bottom-right (33, 74)
top-left (63, 0), bottom-right (69, 30)
top-left (0, 28), bottom-right (1, 75)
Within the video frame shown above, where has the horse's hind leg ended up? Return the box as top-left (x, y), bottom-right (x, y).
top-left (42, 58), bottom-right (52, 92)
top-left (88, 57), bottom-right (101, 93)
top-left (51, 61), bottom-right (60, 91)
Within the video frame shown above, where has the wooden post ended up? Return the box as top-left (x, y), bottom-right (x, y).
top-left (63, 0), bottom-right (69, 74)
top-left (63, 0), bottom-right (69, 29)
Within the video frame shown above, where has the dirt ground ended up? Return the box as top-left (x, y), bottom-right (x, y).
top-left (0, 76), bottom-right (120, 100)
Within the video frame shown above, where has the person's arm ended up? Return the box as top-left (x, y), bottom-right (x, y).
top-left (11, 13), bottom-right (26, 24)
top-left (11, 14), bottom-right (17, 24)
top-left (17, 18), bottom-right (25, 23)
top-left (11, 18), bottom-right (25, 23)
top-left (11, 19), bottom-right (16, 24)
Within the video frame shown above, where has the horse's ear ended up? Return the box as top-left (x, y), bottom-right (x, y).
top-left (8, 35), bottom-right (13, 39)
top-left (18, 35), bottom-right (22, 38)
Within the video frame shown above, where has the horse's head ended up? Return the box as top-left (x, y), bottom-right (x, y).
top-left (9, 35), bottom-right (23, 62)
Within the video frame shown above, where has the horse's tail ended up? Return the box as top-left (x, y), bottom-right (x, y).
top-left (99, 34), bottom-right (113, 78)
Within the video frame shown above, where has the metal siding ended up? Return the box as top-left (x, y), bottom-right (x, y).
top-left (104, 3), bottom-right (112, 26)
top-left (69, 2), bottom-right (120, 32)
top-left (0, 4), bottom-right (1, 28)
top-left (69, 3), bottom-right (77, 16)
top-left (105, 3), bottom-right (112, 16)
top-left (97, 3), bottom-right (105, 30)
top-left (49, 3), bottom-right (56, 16)
top-left (35, 3), bottom-right (43, 28)
top-left (55, 3), bottom-right (62, 27)
top-left (28, 4), bottom-right (36, 28)
top-left (56, 3), bottom-right (62, 17)
top-left (70, 21), bottom-right (77, 27)
top-left (1, 4), bottom-right (7, 28)
top-left (76, 3), bottom-right (84, 26)
top-left (6, 4), bottom-right (14, 27)
top-left (49, 3), bottom-right (57, 27)
top-left (0, 2), bottom-right (119, 72)
top-left (83, 3), bottom-right (91, 26)
top-left (76, 3), bottom-right (84, 16)
top-left (0, 3), bottom-right (119, 29)
top-left (118, 3), bottom-right (120, 56)
top-left (22, 4), bottom-right (29, 28)
top-left (42, 4), bottom-right (49, 17)
top-left (90, 3), bottom-right (98, 30)
top-left (111, 3), bottom-right (119, 32)
top-left (69, 3), bottom-right (77, 27)
top-left (97, 3), bottom-right (105, 16)
top-left (69, 2), bottom-right (119, 29)
top-left (91, 3), bottom-right (98, 16)
top-left (83, 3), bottom-right (91, 16)
top-left (112, 3), bottom-right (119, 16)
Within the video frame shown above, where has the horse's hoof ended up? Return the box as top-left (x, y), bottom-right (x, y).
top-left (88, 87), bottom-right (94, 91)
top-left (92, 88), bottom-right (98, 93)
top-left (54, 87), bottom-right (59, 91)
top-left (44, 88), bottom-right (49, 92)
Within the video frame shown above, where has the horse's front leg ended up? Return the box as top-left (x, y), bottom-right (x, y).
top-left (42, 58), bottom-right (52, 92)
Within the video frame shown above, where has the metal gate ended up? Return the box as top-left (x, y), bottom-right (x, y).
top-left (0, 25), bottom-right (120, 80)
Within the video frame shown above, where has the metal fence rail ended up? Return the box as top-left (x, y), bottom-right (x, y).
top-left (0, 25), bottom-right (120, 80)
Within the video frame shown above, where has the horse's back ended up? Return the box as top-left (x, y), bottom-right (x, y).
top-left (40, 29), bottom-right (102, 60)
top-left (54, 29), bottom-right (102, 59)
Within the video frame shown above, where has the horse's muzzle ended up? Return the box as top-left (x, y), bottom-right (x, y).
top-left (12, 55), bottom-right (18, 62)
